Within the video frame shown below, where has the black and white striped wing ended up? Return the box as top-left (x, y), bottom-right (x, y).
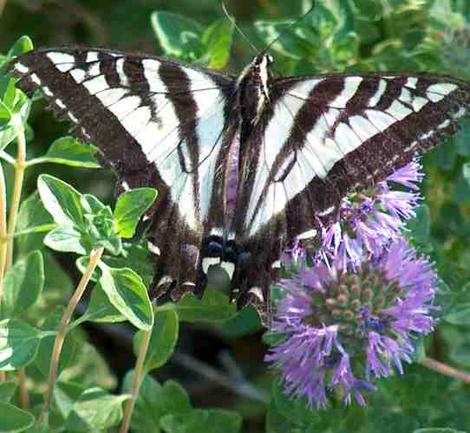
top-left (10, 47), bottom-right (237, 292)
top-left (240, 73), bottom-right (470, 244)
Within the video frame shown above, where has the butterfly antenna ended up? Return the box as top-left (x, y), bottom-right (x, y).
top-left (262, 0), bottom-right (317, 54)
top-left (220, 1), bottom-right (259, 54)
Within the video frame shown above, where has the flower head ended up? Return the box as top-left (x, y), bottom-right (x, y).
top-left (317, 159), bottom-right (423, 270)
top-left (266, 238), bottom-right (437, 408)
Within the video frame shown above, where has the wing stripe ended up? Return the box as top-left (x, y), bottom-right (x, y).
top-left (368, 79), bottom-right (387, 107)
top-left (244, 79), bottom-right (324, 227)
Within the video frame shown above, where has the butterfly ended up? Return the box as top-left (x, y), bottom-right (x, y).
top-left (9, 46), bottom-right (470, 324)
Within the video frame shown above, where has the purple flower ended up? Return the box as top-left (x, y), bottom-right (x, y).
top-left (316, 159), bottom-right (423, 269)
top-left (266, 238), bottom-right (437, 408)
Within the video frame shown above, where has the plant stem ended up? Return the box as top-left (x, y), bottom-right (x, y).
top-left (18, 368), bottom-right (30, 408)
top-left (40, 247), bottom-right (104, 422)
top-left (420, 357), bottom-right (470, 384)
top-left (5, 125), bottom-right (27, 395)
top-left (0, 0), bottom-right (6, 17)
top-left (0, 163), bottom-right (7, 313)
top-left (6, 123), bottom-right (26, 269)
top-left (119, 329), bottom-right (151, 433)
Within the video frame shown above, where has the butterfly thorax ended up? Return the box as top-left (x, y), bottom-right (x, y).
top-left (237, 53), bottom-right (273, 141)
top-left (224, 54), bottom-right (273, 220)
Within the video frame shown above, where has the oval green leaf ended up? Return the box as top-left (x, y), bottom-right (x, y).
top-left (122, 373), bottom-right (191, 433)
top-left (84, 283), bottom-right (126, 324)
top-left (0, 319), bottom-right (46, 371)
top-left (44, 226), bottom-right (87, 255)
top-left (37, 174), bottom-right (84, 228)
top-left (0, 401), bottom-right (35, 432)
top-left (28, 137), bottom-right (100, 168)
top-left (98, 264), bottom-right (154, 330)
top-left (64, 387), bottom-right (129, 432)
top-left (114, 188), bottom-right (158, 238)
top-left (151, 11), bottom-right (204, 60)
top-left (168, 289), bottom-right (236, 323)
top-left (134, 309), bottom-right (179, 371)
top-left (161, 409), bottom-right (242, 433)
top-left (444, 303), bottom-right (470, 325)
top-left (1, 250), bottom-right (44, 316)
top-left (7, 35), bottom-right (34, 58)
top-left (202, 19), bottom-right (233, 69)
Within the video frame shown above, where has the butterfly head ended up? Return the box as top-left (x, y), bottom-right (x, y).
top-left (251, 53), bottom-right (274, 76)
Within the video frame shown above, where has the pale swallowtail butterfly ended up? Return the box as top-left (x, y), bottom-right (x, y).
top-left (9, 47), bottom-right (470, 324)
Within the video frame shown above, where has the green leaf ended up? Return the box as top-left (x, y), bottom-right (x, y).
top-left (202, 19), bottom-right (233, 69)
top-left (0, 382), bottom-right (17, 402)
top-left (83, 283), bottom-right (126, 324)
top-left (414, 429), bottom-right (466, 433)
top-left (168, 289), bottom-right (236, 323)
top-left (0, 401), bottom-right (35, 432)
top-left (44, 226), bottom-right (87, 255)
top-left (151, 11), bottom-right (204, 61)
top-left (270, 381), bottom-right (316, 426)
top-left (0, 126), bottom-right (17, 152)
top-left (463, 163), bottom-right (470, 187)
top-left (221, 306), bottom-right (262, 338)
top-left (28, 137), bottom-right (100, 168)
top-left (37, 174), bottom-right (84, 228)
top-left (455, 118), bottom-right (470, 156)
top-left (450, 338), bottom-right (470, 367)
top-left (0, 319), bottom-right (47, 371)
top-left (64, 387), bottom-right (128, 432)
top-left (407, 204), bottom-right (431, 246)
top-left (98, 264), bottom-right (154, 330)
top-left (254, 19), bottom-right (319, 60)
top-left (134, 309), bottom-right (179, 371)
top-left (1, 250), bottom-right (44, 316)
top-left (7, 36), bottom-right (34, 58)
top-left (104, 241), bottom-right (154, 288)
top-left (15, 192), bottom-right (54, 256)
top-left (122, 374), bottom-right (191, 433)
top-left (444, 303), bottom-right (470, 325)
top-left (161, 409), bottom-right (242, 433)
top-left (0, 100), bottom-right (11, 123)
top-left (114, 188), bottom-right (158, 238)
top-left (34, 309), bottom-right (79, 378)
top-left (81, 194), bottom-right (122, 255)
top-left (24, 424), bottom-right (50, 433)
top-left (52, 381), bottom-right (88, 426)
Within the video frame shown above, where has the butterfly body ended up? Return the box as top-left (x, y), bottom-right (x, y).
top-left (9, 46), bottom-right (470, 323)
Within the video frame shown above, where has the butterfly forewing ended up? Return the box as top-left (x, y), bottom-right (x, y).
top-left (237, 73), bottom-right (470, 247)
top-left (10, 47), bottom-right (240, 297)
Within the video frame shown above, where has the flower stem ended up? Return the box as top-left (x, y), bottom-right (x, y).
top-left (0, 162), bottom-right (7, 312)
top-left (119, 329), bottom-right (151, 433)
top-left (5, 125), bottom-right (27, 395)
top-left (18, 368), bottom-right (30, 409)
top-left (40, 247), bottom-right (104, 422)
top-left (0, 0), bottom-right (7, 16)
top-left (6, 123), bottom-right (26, 269)
top-left (420, 357), bottom-right (470, 384)
top-left (0, 164), bottom-right (6, 382)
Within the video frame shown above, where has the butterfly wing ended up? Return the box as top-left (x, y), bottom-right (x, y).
top-left (240, 73), bottom-right (470, 243)
top-left (10, 47), bottom-right (239, 297)
top-left (233, 72), bottom-right (470, 318)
